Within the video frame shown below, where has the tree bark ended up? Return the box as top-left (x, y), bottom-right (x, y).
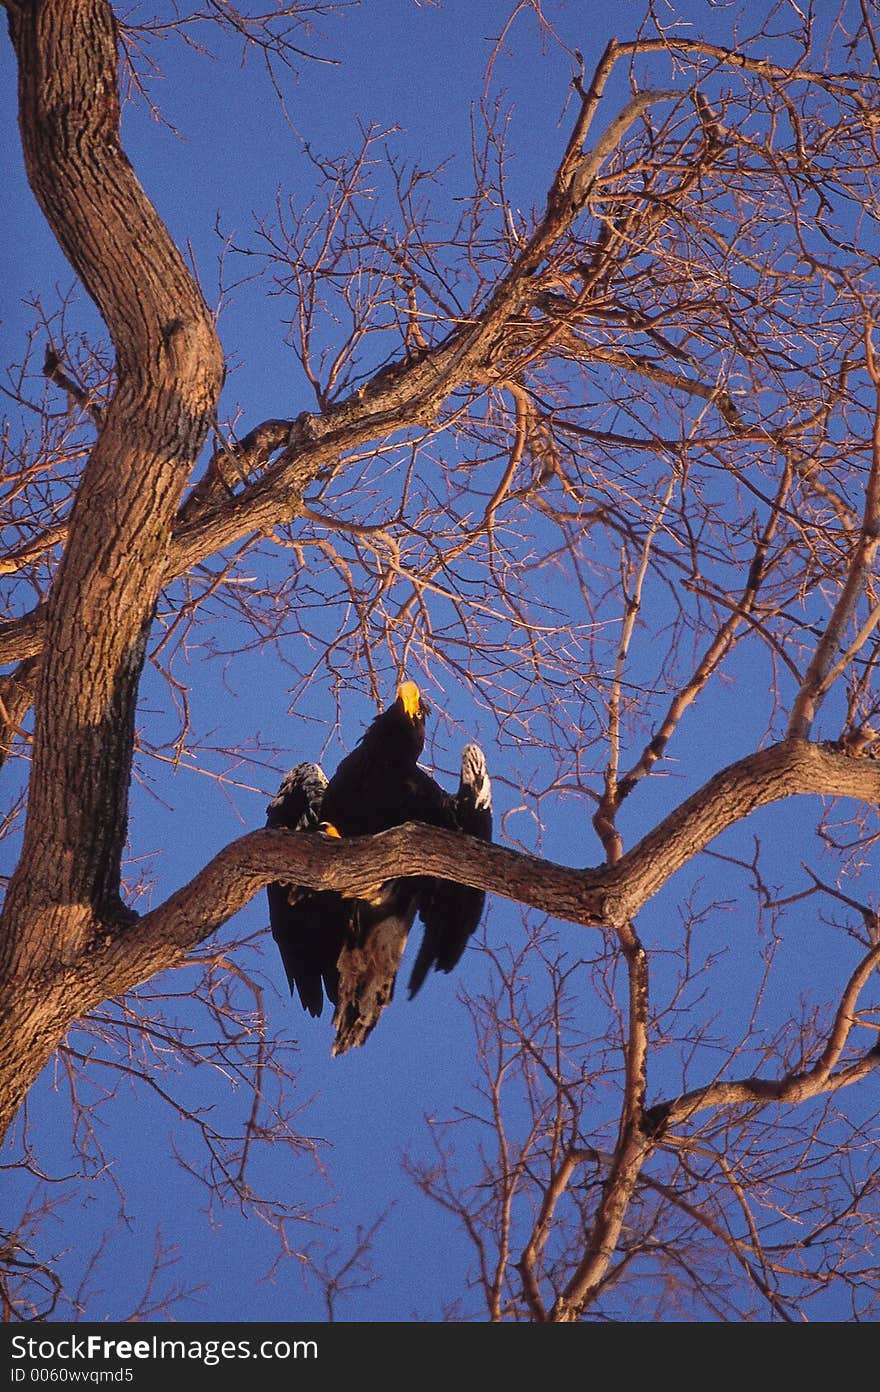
top-left (0, 3), bottom-right (223, 1008)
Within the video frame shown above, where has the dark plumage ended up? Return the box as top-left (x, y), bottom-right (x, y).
top-left (265, 762), bottom-right (346, 1018)
top-left (407, 741), bottom-right (492, 998)
top-left (265, 682), bottom-right (493, 1054)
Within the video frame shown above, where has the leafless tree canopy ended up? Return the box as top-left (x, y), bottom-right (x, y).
top-left (2, 0), bottom-right (880, 1321)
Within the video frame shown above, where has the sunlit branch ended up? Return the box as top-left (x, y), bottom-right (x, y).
top-left (649, 939), bottom-right (880, 1131)
top-left (788, 334), bottom-right (880, 739)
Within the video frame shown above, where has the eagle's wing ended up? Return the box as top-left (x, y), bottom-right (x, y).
top-left (266, 762), bottom-right (328, 834)
top-left (266, 763), bottom-right (345, 1017)
top-left (408, 742), bottom-right (492, 998)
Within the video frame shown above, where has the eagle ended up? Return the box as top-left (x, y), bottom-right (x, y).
top-left (265, 682), bottom-right (492, 1054)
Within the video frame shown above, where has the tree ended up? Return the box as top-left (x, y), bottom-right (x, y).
top-left (2, 0), bottom-right (880, 1322)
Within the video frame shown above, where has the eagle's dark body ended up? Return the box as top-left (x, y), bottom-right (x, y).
top-left (265, 683), bottom-right (492, 1054)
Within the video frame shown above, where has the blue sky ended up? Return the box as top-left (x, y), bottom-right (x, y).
top-left (3, 1), bottom-right (878, 1322)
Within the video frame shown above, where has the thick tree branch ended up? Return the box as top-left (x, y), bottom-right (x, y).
top-left (603, 739), bottom-right (880, 922)
top-left (1, 0), bottom-right (224, 977)
top-left (28, 737), bottom-right (880, 1003)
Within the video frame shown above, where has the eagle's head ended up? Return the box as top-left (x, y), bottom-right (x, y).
top-left (396, 680), bottom-right (430, 722)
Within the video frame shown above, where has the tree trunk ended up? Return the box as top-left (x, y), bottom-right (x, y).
top-left (0, 0), bottom-right (223, 1121)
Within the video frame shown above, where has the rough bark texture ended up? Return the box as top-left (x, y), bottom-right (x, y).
top-left (0, 0), bottom-right (223, 1129)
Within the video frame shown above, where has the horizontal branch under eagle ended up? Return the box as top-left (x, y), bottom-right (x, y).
top-left (62, 734), bottom-right (880, 1019)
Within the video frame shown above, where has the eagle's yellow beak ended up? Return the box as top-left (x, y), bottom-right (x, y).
top-left (318, 822), bottom-right (342, 838)
top-left (397, 681), bottom-right (422, 720)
